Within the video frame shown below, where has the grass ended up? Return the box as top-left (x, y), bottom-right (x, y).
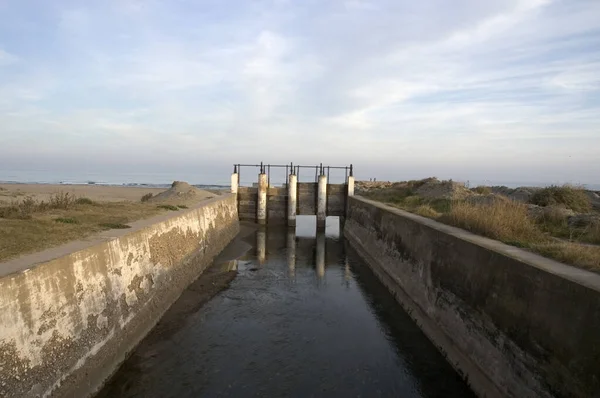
top-left (530, 185), bottom-right (591, 212)
top-left (141, 193), bottom-right (154, 202)
top-left (0, 196), bottom-right (168, 261)
top-left (472, 186), bottom-right (492, 195)
top-left (363, 183), bottom-right (600, 272)
top-left (440, 200), bottom-right (543, 243)
top-left (531, 242), bottom-right (600, 272)
top-left (99, 222), bottom-right (131, 229)
top-left (177, 204), bottom-right (189, 209)
top-left (75, 197), bottom-right (94, 205)
top-left (54, 217), bottom-right (79, 224)
top-left (414, 205), bottom-right (440, 218)
top-left (439, 200), bottom-right (599, 271)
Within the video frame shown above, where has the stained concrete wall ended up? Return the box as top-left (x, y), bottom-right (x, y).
top-left (239, 183), bottom-right (347, 222)
top-left (0, 195), bottom-right (239, 398)
top-left (344, 196), bottom-right (600, 398)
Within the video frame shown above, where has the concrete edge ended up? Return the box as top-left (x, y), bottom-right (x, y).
top-left (353, 195), bottom-right (600, 293)
top-left (344, 228), bottom-right (504, 398)
top-left (0, 194), bottom-right (234, 278)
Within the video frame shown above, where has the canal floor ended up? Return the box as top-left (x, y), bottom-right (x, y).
top-left (98, 218), bottom-right (475, 398)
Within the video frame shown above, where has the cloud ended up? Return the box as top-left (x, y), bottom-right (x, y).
top-left (0, 48), bottom-right (18, 66)
top-left (0, 0), bottom-right (599, 184)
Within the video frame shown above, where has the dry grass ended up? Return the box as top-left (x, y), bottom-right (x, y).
top-left (440, 200), bottom-right (599, 271)
top-left (472, 186), bottom-right (492, 195)
top-left (365, 184), bottom-right (600, 271)
top-left (534, 207), bottom-right (600, 245)
top-left (414, 205), bottom-right (441, 219)
top-left (0, 199), bottom-right (162, 262)
top-left (531, 242), bottom-right (600, 271)
top-left (530, 185), bottom-right (591, 212)
top-left (440, 200), bottom-right (543, 244)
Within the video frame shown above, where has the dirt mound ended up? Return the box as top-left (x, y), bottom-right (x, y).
top-left (415, 179), bottom-right (472, 200)
top-left (355, 181), bottom-right (393, 193)
top-left (149, 181), bottom-right (215, 204)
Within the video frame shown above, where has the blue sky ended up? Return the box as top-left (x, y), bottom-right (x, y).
top-left (0, 0), bottom-right (599, 184)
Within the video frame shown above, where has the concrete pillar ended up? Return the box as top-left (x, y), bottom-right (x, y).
top-left (345, 176), bottom-right (355, 219)
top-left (316, 232), bottom-right (325, 279)
top-left (256, 227), bottom-right (266, 265)
top-left (231, 173), bottom-right (239, 194)
top-left (317, 174), bottom-right (327, 230)
top-left (287, 227), bottom-right (296, 277)
top-left (257, 173), bottom-right (267, 225)
top-left (347, 176), bottom-right (355, 196)
top-left (288, 174), bottom-right (297, 227)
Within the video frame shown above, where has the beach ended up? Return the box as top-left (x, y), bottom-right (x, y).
top-left (0, 183), bottom-right (168, 203)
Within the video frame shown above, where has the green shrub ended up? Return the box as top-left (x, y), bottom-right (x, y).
top-left (177, 204), bottom-right (189, 209)
top-left (75, 197), bottom-right (94, 205)
top-left (472, 186), bottom-right (492, 195)
top-left (55, 217), bottom-right (79, 224)
top-left (49, 192), bottom-right (76, 209)
top-left (530, 185), bottom-right (591, 212)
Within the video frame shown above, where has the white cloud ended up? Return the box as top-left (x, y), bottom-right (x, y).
top-left (0, 0), bottom-right (599, 184)
top-left (0, 48), bottom-right (18, 66)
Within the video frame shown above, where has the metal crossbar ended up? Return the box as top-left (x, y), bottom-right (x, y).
top-left (233, 163), bottom-right (353, 186)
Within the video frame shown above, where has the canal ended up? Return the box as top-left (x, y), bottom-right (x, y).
top-left (99, 217), bottom-right (475, 397)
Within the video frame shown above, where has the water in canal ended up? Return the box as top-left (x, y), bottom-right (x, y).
top-left (99, 217), bottom-right (475, 398)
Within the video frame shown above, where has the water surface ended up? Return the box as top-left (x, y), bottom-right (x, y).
top-left (99, 217), bottom-right (475, 398)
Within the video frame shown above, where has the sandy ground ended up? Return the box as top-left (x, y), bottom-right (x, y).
top-left (0, 184), bottom-right (168, 203)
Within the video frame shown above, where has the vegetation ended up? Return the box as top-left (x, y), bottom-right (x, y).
top-left (75, 197), bottom-right (94, 205)
top-left (440, 200), bottom-right (543, 243)
top-left (54, 217), bottom-right (79, 224)
top-left (471, 186), bottom-right (492, 195)
top-left (177, 204), bottom-right (189, 209)
top-left (0, 194), bottom-right (168, 261)
top-left (99, 222), bottom-right (131, 229)
top-left (141, 193), bottom-right (154, 202)
top-left (157, 204), bottom-right (179, 211)
top-left (361, 179), bottom-right (600, 272)
top-left (530, 185), bottom-right (591, 212)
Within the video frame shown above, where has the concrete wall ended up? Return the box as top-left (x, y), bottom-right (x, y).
top-left (344, 196), bottom-right (600, 398)
top-left (239, 183), bottom-right (347, 221)
top-left (0, 195), bottom-right (239, 398)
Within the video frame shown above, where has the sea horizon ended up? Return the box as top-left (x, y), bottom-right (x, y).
top-left (1, 170), bottom-right (598, 191)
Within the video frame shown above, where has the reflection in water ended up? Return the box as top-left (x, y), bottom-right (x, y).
top-left (256, 226), bottom-right (266, 265)
top-left (287, 228), bottom-right (296, 277)
top-left (316, 232), bottom-right (326, 279)
top-left (98, 215), bottom-right (475, 398)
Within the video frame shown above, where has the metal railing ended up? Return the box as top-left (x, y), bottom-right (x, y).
top-left (233, 163), bottom-right (353, 187)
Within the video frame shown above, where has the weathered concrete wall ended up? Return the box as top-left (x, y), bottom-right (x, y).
top-left (344, 196), bottom-right (600, 398)
top-left (0, 195), bottom-right (239, 398)
top-left (239, 183), bottom-right (347, 222)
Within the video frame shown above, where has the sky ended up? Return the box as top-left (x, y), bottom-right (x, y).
top-left (0, 0), bottom-right (599, 185)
